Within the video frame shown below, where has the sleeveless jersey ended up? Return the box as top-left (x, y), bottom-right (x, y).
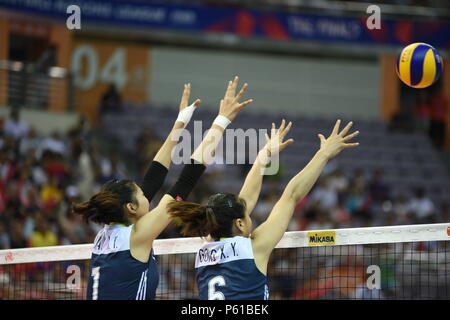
top-left (86, 224), bottom-right (159, 300)
top-left (195, 236), bottom-right (269, 300)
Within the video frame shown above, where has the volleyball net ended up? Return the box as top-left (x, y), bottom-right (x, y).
top-left (0, 223), bottom-right (449, 300)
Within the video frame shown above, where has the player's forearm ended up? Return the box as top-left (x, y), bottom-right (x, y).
top-left (191, 124), bottom-right (225, 166)
top-left (153, 121), bottom-right (185, 169)
top-left (284, 150), bottom-right (329, 203)
top-left (239, 151), bottom-right (267, 214)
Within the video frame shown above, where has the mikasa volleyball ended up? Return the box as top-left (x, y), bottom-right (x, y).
top-left (396, 43), bottom-right (443, 89)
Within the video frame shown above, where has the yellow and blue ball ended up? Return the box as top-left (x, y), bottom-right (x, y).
top-left (396, 43), bottom-right (443, 89)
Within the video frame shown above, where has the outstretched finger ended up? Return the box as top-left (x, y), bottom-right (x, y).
top-left (236, 99), bottom-right (253, 111)
top-left (229, 76), bottom-right (239, 98)
top-left (279, 119), bottom-right (286, 133)
top-left (342, 130), bottom-right (359, 142)
top-left (224, 80), bottom-right (233, 99)
top-left (331, 119), bottom-right (341, 136)
top-left (271, 122), bottom-right (276, 138)
top-left (180, 83), bottom-right (191, 108)
top-left (318, 134), bottom-right (326, 144)
top-left (281, 121), bottom-right (292, 138)
top-left (233, 83), bottom-right (248, 104)
top-left (339, 121), bottom-right (353, 137)
top-left (343, 142), bottom-right (359, 148)
top-left (280, 138), bottom-right (294, 150)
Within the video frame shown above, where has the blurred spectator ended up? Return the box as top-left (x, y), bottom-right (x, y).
top-left (135, 126), bottom-right (162, 176)
top-left (0, 148), bottom-right (17, 184)
top-left (99, 151), bottom-right (127, 184)
top-left (67, 115), bottom-right (90, 143)
top-left (9, 219), bottom-right (27, 249)
top-left (327, 168), bottom-right (349, 194)
top-left (330, 200), bottom-right (351, 228)
top-left (407, 188), bottom-right (435, 223)
top-left (99, 84), bottom-right (123, 117)
top-left (4, 108), bottom-right (29, 141)
top-left (40, 131), bottom-right (67, 156)
top-left (19, 127), bottom-right (41, 156)
top-left (392, 193), bottom-right (410, 224)
top-left (309, 178), bottom-right (338, 212)
top-left (0, 220), bottom-right (10, 249)
top-left (368, 169), bottom-right (390, 203)
top-left (76, 146), bottom-right (96, 201)
top-left (440, 204), bottom-right (449, 222)
top-left (253, 193), bottom-right (278, 227)
top-left (346, 180), bottom-right (371, 226)
top-left (428, 85), bottom-right (447, 149)
top-left (413, 91), bottom-right (431, 133)
top-left (29, 217), bottom-right (58, 247)
top-left (42, 151), bottom-right (69, 181)
top-left (307, 211), bottom-right (333, 230)
top-left (40, 177), bottom-right (63, 211)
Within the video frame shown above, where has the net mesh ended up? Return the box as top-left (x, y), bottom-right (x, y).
top-left (1, 223), bottom-right (449, 300)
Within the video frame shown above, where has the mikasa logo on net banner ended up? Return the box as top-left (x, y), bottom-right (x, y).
top-left (307, 231), bottom-right (336, 246)
top-left (170, 121), bottom-right (280, 176)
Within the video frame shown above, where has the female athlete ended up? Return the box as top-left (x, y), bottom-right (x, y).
top-left (168, 119), bottom-right (359, 300)
top-left (72, 77), bottom-right (253, 299)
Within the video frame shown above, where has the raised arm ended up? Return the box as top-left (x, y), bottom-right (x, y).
top-left (252, 120), bottom-right (359, 268)
top-left (239, 119), bottom-right (294, 216)
top-left (141, 84), bottom-right (200, 201)
top-left (132, 77), bottom-right (253, 245)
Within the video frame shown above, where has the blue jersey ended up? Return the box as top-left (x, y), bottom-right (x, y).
top-left (195, 236), bottom-right (269, 300)
top-left (86, 224), bottom-right (159, 300)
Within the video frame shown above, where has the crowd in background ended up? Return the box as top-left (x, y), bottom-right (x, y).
top-left (0, 108), bottom-right (126, 250)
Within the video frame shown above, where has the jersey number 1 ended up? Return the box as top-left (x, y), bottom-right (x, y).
top-left (91, 267), bottom-right (100, 300)
top-left (208, 276), bottom-right (226, 300)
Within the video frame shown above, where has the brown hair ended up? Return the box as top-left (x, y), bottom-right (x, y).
top-left (72, 179), bottom-right (138, 225)
top-left (168, 193), bottom-right (246, 239)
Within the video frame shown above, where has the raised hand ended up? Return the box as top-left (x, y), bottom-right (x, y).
top-left (318, 120), bottom-right (359, 160)
top-left (260, 119), bottom-right (294, 163)
top-left (179, 83), bottom-right (201, 112)
top-left (218, 76), bottom-right (253, 122)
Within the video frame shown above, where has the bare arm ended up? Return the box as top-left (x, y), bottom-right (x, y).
top-left (252, 120), bottom-right (359, 269)
top-left (239, 120), bottom-right (293, 216)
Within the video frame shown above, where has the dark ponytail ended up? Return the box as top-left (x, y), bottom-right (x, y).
top-left (72, 179), bottom-right (138, 225)
top-left (167, 201), bottom-right (219, 237)
top-left (168, 193), bottom-right (246, 239)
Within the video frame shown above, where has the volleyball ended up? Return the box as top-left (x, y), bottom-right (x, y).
top-left (396, 43), bottom-right (443, 89)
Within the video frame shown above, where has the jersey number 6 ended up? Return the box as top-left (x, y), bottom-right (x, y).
top-left (208, 275), bottom-right (226, 300)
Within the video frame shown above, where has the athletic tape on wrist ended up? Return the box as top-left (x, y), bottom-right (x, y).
top-left (212, 115), bottom-right (231, 130)
top-left (176, 104), bottom-right (196, 124)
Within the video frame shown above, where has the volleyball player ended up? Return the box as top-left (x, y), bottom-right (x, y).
top-left (168, 119), bottom-right (359, 300)
top-left (72, 77), bottom-right (253, 300)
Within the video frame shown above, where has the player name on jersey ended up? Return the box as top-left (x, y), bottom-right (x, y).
top-left (195, 237), bottom-right (254, 268)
